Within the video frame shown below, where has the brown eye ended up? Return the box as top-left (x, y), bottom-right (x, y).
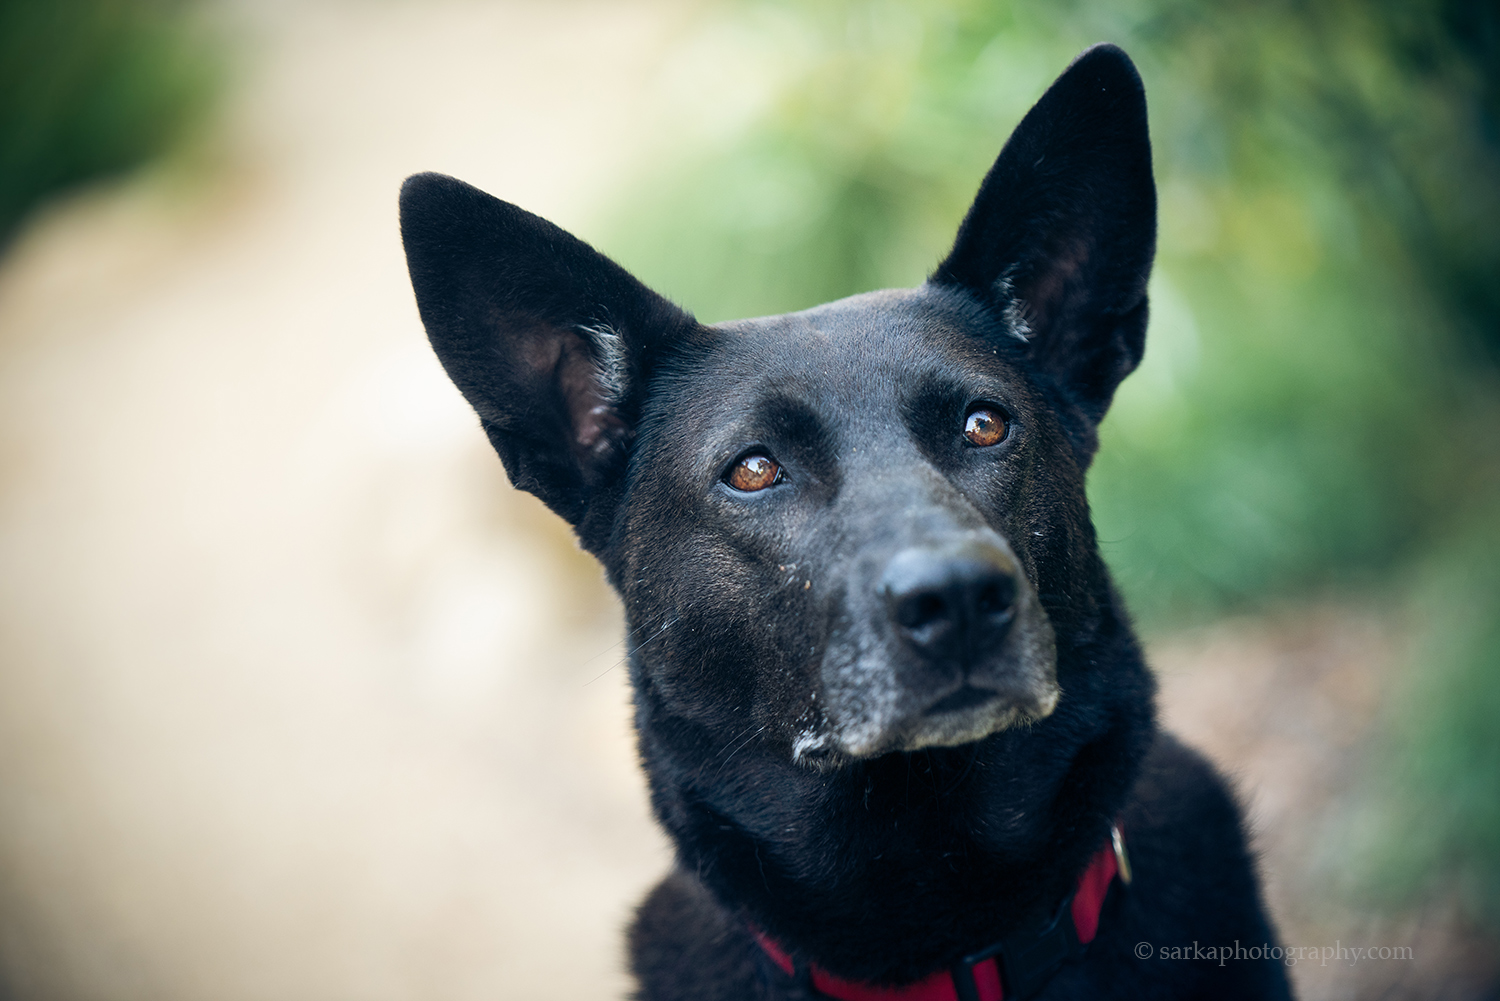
top-left (726, 454), bottom-right (782, 492)
top-left (963, 407), bottom-right (1008, 447)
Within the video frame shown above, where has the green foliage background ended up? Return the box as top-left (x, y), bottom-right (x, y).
top-left (602, 0), bottom-right (1500, 929)
top-left (0, 0), bottom-right (219, 243)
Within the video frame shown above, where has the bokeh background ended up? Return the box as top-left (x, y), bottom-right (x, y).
top-left (0, 1), bottom-right (1496, 999)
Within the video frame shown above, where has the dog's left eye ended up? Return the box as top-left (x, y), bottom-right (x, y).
top-left (725, 454), bottom-right (783, 492)
top-left (963, 407), bottom-right (1009, 447)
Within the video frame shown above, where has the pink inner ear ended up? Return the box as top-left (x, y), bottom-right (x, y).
top-left (511, 321), bottom-right (627, 471)
top-left (553, 328), bottom-right (627, 462)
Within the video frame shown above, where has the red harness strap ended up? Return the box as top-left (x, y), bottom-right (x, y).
top-left (751, 830), bottom-right (1124, 1001)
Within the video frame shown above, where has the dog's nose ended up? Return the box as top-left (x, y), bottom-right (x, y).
top-left (882, 541), bottom-right (1018, 664)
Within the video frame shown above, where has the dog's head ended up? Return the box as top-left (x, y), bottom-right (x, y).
top-left (400, 44), bottom-right (1154, 770)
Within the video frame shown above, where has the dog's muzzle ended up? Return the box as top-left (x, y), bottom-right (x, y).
top-left (810, 531), bottom-right (1059, 762)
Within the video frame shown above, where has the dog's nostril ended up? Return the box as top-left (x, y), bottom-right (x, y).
top-left (900, 592), bottom-right (949, 630)
top-left (975, 578), bottom-right (1016, 617)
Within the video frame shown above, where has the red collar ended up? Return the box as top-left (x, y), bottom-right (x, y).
top-left (751, 824), bottom-right (1128, 1001)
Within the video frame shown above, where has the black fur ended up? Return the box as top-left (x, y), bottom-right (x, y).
top-left (400, 44), bottom-right (1291, 1001)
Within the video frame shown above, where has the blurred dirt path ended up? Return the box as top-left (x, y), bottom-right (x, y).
top-left (0, 3), bottom-right (685, 999)
top-left (1156, 612), bottom-right (1496, 1001)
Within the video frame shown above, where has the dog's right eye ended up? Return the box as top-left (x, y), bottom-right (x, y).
top-left (725, 454), bottom-right (782, 492)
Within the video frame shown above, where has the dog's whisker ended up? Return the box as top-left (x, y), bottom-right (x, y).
top-left (582, 614), bottom-right (676, 686)
top-left (691, 724), bottom-right (757, 783)
top-left (939, 744), bottom-right (983, 798)
top-left (710, 724), bottom-right (767, 782)
top-left (574, 616), bottom-right (655, 668)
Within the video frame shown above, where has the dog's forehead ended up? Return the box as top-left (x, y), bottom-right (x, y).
top-left (679, 286), bottom-right (1010, 412)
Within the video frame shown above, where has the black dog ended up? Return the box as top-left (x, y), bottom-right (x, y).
top-left (400, 44), bottom-right (1291, 1001)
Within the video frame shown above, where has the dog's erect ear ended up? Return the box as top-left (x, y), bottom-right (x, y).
top-left (400, 172), bottom-right (694, 528)
top-left (933, 44), bottom-right (1156, 427)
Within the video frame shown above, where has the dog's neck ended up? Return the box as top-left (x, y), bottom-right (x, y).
top-left (750, 827), bottom-right (1123, 1001)
top-left (635, 627), bottom-right (1155, 986)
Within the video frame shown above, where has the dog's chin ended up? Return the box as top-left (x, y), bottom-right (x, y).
top-left (805, 682), bottom-right (1062, 767)
top-left (897, 696), bottom-right (1041, 752)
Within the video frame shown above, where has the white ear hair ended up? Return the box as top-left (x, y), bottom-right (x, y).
top-left (578, 322), bottom-right (628, 405)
